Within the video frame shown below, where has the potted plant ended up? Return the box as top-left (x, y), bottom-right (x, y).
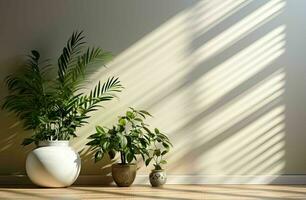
top-left (145, 128), bottom-right (172, 187)
top-left (2, 31), bottom-right (122, 187)
top-left (87, 107), bottom-right (154, 187)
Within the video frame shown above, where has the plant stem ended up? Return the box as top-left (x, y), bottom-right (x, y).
top-left (120, 151), bottom-right (126, 164)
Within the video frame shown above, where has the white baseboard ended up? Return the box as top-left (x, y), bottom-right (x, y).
top-left (134, 175), bottom-right (306, 184)
top-left (1, 175), bottom-right (306, 185)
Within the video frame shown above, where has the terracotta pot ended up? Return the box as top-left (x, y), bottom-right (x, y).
top-left (149, 169), bottom-right (167, 187)
top-left (111, 163), bottom-right (137, 187)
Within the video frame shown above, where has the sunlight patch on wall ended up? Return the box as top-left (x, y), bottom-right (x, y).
top-left (192, 26), bottom-right (285, 112)
top-left (191, 0), bottom-right (253, 35)
top-left (73, 1), bottom-right (195, 150)
top-left (190, 106), bottom-right (285, 175)
top-left (191, 70), bottom-right (284, 143)
top-left (72, 0), bottom-right (287, 177)
top-left (212, 106), bottom-right (285, 175)
top-left (192, 0), bottom-right (285, 65)
top-left (170, 69), bottom-right (286, 173)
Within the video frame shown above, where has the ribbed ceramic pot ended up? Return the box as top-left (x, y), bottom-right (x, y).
top-left (111, 163), bottom-right (137, 187)
top-left (26, 140), bottom-right (81, 187)
top-left (149, 169), bottom-right (167, 187)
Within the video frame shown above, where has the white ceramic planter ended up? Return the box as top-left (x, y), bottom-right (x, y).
top-left (26, 140), bottom-right (81, 187)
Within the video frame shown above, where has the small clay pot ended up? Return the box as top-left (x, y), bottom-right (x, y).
top-left (149, 169), bottom-right (167, 187)
top-left (111, 163), bottom-right (137, 187)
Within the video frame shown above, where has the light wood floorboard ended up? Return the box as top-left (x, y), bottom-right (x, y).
top-left (0, 185), bottom-right (306, 199)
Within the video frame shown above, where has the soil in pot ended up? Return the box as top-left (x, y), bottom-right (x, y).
top-left (111, 163), bottom-right (137, 187)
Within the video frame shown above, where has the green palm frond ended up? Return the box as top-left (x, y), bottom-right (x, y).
top-left (6, 51), bottom-right (42, 93)
top-left (58, 31), bottom-right (85, 82)
top-left (2, 50), bottom-right (52, 131)
top-left (78, 77), bottom-right (123, 114)
top-left (61, 47), bottom-right (113, 94)
top-left (3, 31), bottom-right (123, 145)
top-left (68, 47), bottom-right (113, 82)
top-left (57, 31), bottom-right (113, 97)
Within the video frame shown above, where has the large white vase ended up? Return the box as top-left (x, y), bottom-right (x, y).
top-left (26, 140), bottom-right (81, 187)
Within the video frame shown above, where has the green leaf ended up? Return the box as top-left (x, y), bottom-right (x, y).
top-left (145, 157), bottom-right (153, 166)
top-left (154, 164), bottom-right (162, 170)
top-left (31, 50), bottom-right (40, 60)
top-left (126, 111), bottom-right (134, 119)
top-left (95, 126), bottom-right (105, 134)
top-left (154, 149), bottom-right (161, 156)
top-left (161, 150), bottom-right (169, 155)
top-left (119, 118), bottom-right (126, 126)
top-left (86, 140), bottom-right (100, 146)
top-left (160, 160), bottom-right (167, 164)
top-left (139, 138), bottom-right (148, 147)
top-left (139, 110), bottom-right (152, 117)
top-left (162, 142), bottom-right (170, 149)
top-left (143, 126), bottom-right (152, 134)
top-left (134, 118), bottom-right (143, 122)
top-left (87, 133), bottom-right (100, 139)
top-left (102, 141), bottom-right (109, 150)
top-left (118, 134), bottom-right (127, 148)
top-left (58, 31), bottom-right (85, 82)
top-left (126, 152), bottom-right (134, 163)
top-left (94, 150), bottom-right (103, 162)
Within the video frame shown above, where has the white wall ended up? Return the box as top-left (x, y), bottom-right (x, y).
top-left (0, 0), bottom-right (306, 181)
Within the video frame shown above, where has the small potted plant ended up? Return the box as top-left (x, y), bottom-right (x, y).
top-left (87, 107), bottom-right (153, 187)
top-left (2, 31), bottom-right (122, 187)
top-left (145, 128), bottom-right (172, 187)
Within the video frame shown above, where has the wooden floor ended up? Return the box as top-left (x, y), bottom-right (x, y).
top-left (0, 185), bottom-right (306, 200)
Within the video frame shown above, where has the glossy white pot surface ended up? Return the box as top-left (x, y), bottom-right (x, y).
top-left (26, 141), bottom-right (81, 187)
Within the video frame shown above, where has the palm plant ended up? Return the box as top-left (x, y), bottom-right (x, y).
top-left (2, 31), bottom-right (123, 145)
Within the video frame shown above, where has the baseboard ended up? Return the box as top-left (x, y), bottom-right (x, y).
top-left (135, 175), bottom-right (306, 184)
top-left (1, 174), bottom-right (306, 185)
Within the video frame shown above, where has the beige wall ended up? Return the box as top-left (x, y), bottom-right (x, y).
top-left (0, 0), bottom-right (306, 178)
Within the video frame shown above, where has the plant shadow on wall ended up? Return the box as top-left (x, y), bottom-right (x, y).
top-left (76, 0), bottom-right (288, 181)
top-left (163, 0), bottom-right (288, 178)
top-left (0, 59), bottom-right (33, 176)
top-left (152, 0), bottom-right (287, 178)
top-left (0, 0), bottom-right (291, 182)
